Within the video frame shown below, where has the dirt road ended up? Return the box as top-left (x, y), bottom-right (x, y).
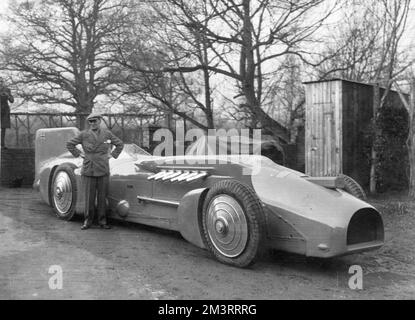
top-left (0, 187), bottom-right (414, 299)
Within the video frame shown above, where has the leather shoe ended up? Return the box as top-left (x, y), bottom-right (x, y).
top-left (100, 224), bottom-right (111, 229)
top-left (81, 224), bottom-right (90, 230)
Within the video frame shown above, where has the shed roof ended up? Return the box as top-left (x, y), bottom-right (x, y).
top-left (303, 78), bottom-right (400, 92)
top-left (303, 78), bottom-right (410, 106)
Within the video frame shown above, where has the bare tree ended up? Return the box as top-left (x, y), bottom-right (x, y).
top-left (111, 0), bottom-right (221, 131)
top-left (263, 55), bottom-right (306, 143)
top-left (317, 0), bottom-right (411, 193)
top-left (317, 0), bottom-right (412, 85)
top-left (368, 0), bottom-right (411, 194)
top-left (396, 76), bottom-right (415, 198)
top-left (113, 0), bottom-right (339, 142)
top-left (0, 0), bottom-right (131, 128)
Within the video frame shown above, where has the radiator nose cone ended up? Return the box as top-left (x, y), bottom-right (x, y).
top-left (347, 208), bottom-right (384, 245)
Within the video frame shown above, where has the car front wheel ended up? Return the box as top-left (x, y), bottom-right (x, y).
top-left (201, 180), bottom-right (265, 268)
top-left (51, 164), bottom-right (78, 220)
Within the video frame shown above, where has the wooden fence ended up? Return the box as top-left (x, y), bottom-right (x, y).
top-left (5, 112), bottom-right (166, 148)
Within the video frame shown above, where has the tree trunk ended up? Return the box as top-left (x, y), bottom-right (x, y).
top-left (202, 64), bottom-right (214, 129)
top-left (202, 35), bottom-right (214, 129)
top-left (370, 84), bottom-right (380, 194)
top-left (408, 79), bottom-right (415, 199)
top-left (238, 0), bottom-right (289, 144)
top-left (77, 100), bottom-right (93, 130)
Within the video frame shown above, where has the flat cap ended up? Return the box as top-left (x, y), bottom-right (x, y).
top-left (86, 112), bottom-right (103, 120)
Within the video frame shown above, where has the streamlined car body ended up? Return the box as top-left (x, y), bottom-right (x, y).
top-left (33, 127), bottom-right (384, 267)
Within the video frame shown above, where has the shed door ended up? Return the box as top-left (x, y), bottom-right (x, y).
top-left (305, 82), bottom-right (342, 177)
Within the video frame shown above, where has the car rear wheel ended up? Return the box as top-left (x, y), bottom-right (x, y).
top-left (339, 174), bottom-right (367, 200)
top-left (201, 180), bottom-right (265, 268)
top-left (51, 164), bottom-right (78, 220)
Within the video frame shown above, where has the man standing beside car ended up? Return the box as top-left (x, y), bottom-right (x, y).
top-left (66, 113), bottom-right (124, 230)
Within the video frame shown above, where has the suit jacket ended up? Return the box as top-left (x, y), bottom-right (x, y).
top-left (66, 128), bottom-right (124, 177)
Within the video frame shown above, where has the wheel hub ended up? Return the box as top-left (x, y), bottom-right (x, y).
top-left (215, 218), bottom-right (228, 235)
top-left (56, 187), bottom-right (63, 199)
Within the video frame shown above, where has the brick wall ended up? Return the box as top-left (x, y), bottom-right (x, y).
top-left (0, 148), bottom-right (35, 187)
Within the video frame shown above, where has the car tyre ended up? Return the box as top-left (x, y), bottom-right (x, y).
top-left (50, 164), bottom-right (78, 220)
top-left (201, 180), bottom-right (265, 268)
top-left (339, 174), bottom-right (367, 200)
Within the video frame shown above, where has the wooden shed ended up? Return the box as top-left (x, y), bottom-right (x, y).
top-left (304, 79), bottom-right (408, 191)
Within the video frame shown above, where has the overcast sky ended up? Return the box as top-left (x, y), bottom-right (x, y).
top-left (0, 0), bottom-right (9, 34)
top-left (1, 1), bottom-right (414, 48)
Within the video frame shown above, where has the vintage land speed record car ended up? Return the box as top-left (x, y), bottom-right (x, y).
top-left (33, 127), bottom-right (384, 267)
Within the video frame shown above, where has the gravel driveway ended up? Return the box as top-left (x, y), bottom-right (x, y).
top-left (0, 187), bottom-right (414, 299)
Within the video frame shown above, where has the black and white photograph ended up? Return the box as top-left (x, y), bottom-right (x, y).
top-left (0, 0), bottom-right (414, 306)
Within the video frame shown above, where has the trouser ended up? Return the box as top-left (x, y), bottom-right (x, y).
top-left (82, 175), bottom-right (109, 226)
top-left (1, 128), bottom-right (6, 147)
